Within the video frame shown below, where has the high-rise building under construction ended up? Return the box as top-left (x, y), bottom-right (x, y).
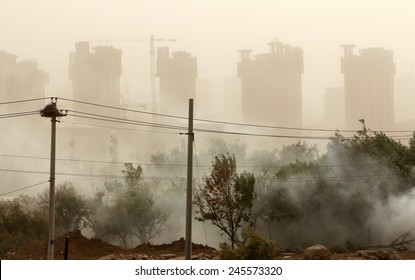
top-left (0, 50), bottom-right (49, 122)
top-left (69, 42), bottom-right (122, 116)
top-left (341, 45), bottom-right (395, 131)
top-left (237, 41), bottom-right (303, 126)
top-left (156, 47), bottom-right (197, 116)
top-left (0, 51), bottom-right (49, 102)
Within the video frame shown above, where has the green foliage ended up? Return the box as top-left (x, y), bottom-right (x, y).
top-left (278, 141), bottom-right (319, 164)
top-left (261, 123), bottom-right (415, 248)
top-left (219, 228), bottom-right (278, 260)
top-left (276, 160), bottom-right (321, 179)
top-left (329, 123), bottom-right (415, 192)
top-left (149, 145), bottom-right (187, 176)
top-left (122, 163), bottom-right (143, 188)
top-left (94, 163), bottom-right (167, 247)
top-left (0, 196), bottom-right (47, 258)
top-left (39, 182), bottom-right (88, 236)
top-left (194, 153), bottom-right (255, 249)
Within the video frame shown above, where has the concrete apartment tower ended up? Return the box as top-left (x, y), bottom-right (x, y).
top-left (156, 47), bottom-right (197, 116)
top-left (341, 45), bottom-right (395, 131)
top-left (0, 51), bottom-right (48, 102)
top-left (69, 42), bottom-right (122, 116)
top-left (237, 40), bottom-right (303, 126)
top-left (395, 73), bottom-right (415, 123)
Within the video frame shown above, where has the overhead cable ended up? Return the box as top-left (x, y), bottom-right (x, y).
top-left (0, 180), bottom-right (49, 197)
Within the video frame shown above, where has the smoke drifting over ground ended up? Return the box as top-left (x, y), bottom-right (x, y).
top-left (2, 1), bottom-right (415, 256)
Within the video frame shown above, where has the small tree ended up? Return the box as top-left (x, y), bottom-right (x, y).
top-left (39, 182), bottom-right (88, 235)
top-left (194, 154), bottom-right (255, 249)
top-left (94, 163), bottom-right (167, 247)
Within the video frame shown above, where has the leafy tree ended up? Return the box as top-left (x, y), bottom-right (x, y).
top-left (0, 196), bottom-right (47, 258)
top-left (264, 123), bottom-right (415, 248)
top-left (219, 228), bottom-right (278, 260)
top-left (278, 141), bottom-right (319, 164)
top-left (122, 163), bottom-right (143, 188)
top-left (194, 154), bottom-right (255, 249)
top-left (255, 186), bottom-right (300, 239)
top-left (149, 146), bottom-right (187, 176)
top-left (94, 163), bottom-right (167, 247)
top-left (329, 121), bottom-right (415, 192)
top-left (39, 182), bottom-right (88, 235)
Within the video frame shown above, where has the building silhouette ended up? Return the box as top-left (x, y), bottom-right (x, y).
top-left (237, 41), bottom-right (303, 126)
top-left (69, 42), bottom-right (122, 117)
top-left (395, 73), bottom-right (415, 123)
top-left (324, 87), bottom-right (345, 129)
top-left (0, 51), bottom-right (48, 102)
top-left (156, 47), bottom-right (197, 116)
top-left (341, 45), bottom-right (395, 131)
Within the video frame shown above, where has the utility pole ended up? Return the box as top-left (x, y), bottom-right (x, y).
top-left (40, 98), bottom-right (66, 260)
top-left (185, 99), bottom-right (194, 260)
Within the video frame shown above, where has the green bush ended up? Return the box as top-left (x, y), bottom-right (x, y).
top-left (219, 229), bottom-right (279, 260)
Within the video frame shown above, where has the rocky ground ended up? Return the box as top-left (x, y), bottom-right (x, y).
top-left (4, 230), bottom-right (415, 260)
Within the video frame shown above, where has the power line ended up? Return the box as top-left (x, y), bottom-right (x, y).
top-left (0, 153), bottom-right (190, 166)
top-left (0, 167), bottom-right (189, 180)
top-left (194, 118), bottom-right (415, 134)
top-left (57, 97), bottom-right (415, 134)
top-left (0, 153), bottom-right (386, 168)
top-left (60, 120), bottom-right (178, 135)
top-left (0, 96), bottom-right (405, 141)
top-left (59, 97), bottom-right (188, 120)
top-left (0, 97), bottom-right (49, 106)
top-left (66, 110), bottom-right (366, 140)
top-left (195, 127), bottom-right (413, 140)
top-left (194, 118), bottom-right (357, 133)
top-left (0, 167), bottom-right (403, 182)
top-left (68, 112), bottom-right (187, 132)
top-left (0, 180), bottom-right (49, 197)
top-left (69, 109), bottom-right (187, 130)
top-left (64, 104), bottom-right (414, 140)
top-left (0, 111), bottom-right (39, 119)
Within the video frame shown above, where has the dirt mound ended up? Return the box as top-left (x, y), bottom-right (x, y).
top-left (5, 230), bottom-right (217, 260)
top-left (7, 231), bottom-right (415, 260)
top-left (132, 237), bottom-right (217, 257)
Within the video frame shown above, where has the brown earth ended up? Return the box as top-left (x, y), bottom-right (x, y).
top-left (4, 230), bottom-right (415, 260)
top-left (4, 230), bottom-right (218, 260)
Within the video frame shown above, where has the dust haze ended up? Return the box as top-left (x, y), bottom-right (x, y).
top-left (1, 0), bottom-right (415, 250)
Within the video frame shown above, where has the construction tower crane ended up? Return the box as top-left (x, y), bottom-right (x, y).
top-left (87, 35), bottom-right (176, 113)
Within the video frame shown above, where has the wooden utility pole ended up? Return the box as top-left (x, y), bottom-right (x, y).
top-left (185, 99), bottom-right (194, 260)
top-left (40, 98), bottom-right (66, 260)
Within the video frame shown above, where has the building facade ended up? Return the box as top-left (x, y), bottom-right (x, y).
top-left (69, 42), bottom-right (122, 117)
top-left (237, 41), bottom-right (303, 126)
top-left (395, 73), bottom-right (415, 123)
top-left (156, 47), bottom-right (197, 116)
top-left (0, 51), bottom-right (49, 102)
top-left (341, 45), bottom-right (395, 131)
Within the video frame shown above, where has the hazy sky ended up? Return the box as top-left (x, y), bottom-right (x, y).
top-left (2, 0), bottom-right (415, 122)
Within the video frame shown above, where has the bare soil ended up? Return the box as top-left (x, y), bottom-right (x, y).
top-left (4, 230), bottom-right (415, 260)
top-left (4, 230), bottom-right (218, 260)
